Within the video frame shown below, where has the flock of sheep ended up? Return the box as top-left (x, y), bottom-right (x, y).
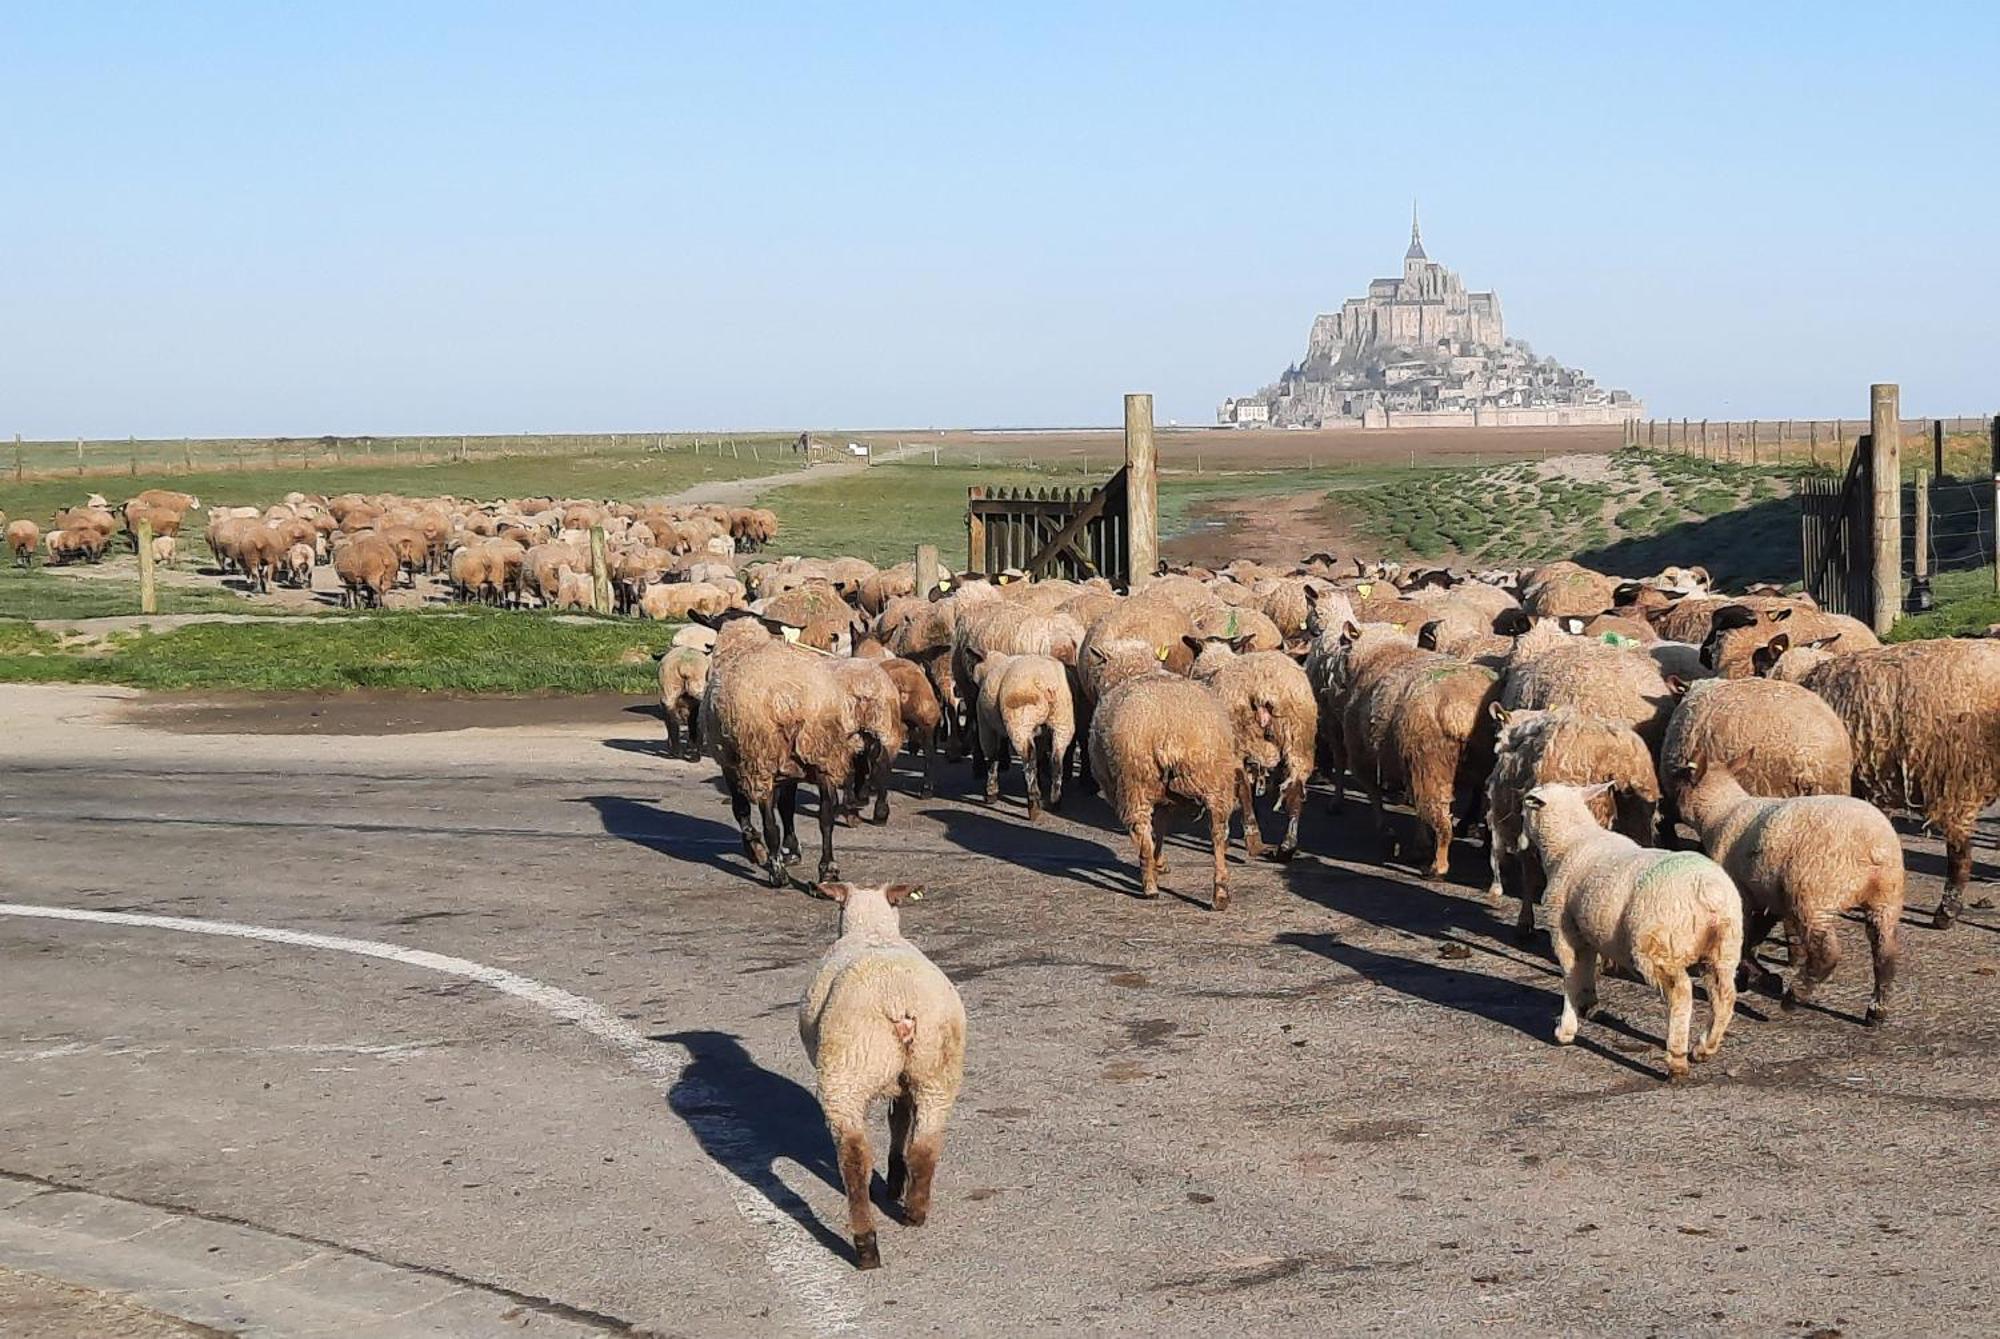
top-left (4, 488), bottom-right (782, 617)
top-left (679, 547), bottom-right (2000, 1266)
top-left (13, 485), bottom-right (2000, 1272)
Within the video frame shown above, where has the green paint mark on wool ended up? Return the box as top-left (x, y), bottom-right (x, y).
top-left (1636, 851), bottom-right (1714, 889)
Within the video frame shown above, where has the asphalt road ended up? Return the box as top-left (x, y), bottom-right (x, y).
top-left (1, 684), bottom-right (1996, 1337)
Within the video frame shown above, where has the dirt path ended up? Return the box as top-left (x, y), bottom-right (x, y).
top-left (659, 443), bottom-right (921, 507)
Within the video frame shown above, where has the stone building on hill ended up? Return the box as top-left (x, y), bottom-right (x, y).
top-left (1219, 212), bottom-right (1643, 429)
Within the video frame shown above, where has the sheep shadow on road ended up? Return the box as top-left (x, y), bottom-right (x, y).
top-left (656, 1029), bottom-right (918, 1266)
top-left (651, 1030), bottom-right (861, 1263)
top-left (918, 805), bottom-right (1133, 895)
top-left (1277, 931), bottom-right (1671, 1081)
top-left (574, 793), bottom-right (753, 880)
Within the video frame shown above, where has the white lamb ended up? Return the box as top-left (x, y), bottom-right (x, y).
top-left (799, 881), bottom-right (966, 1270)
top-left (1521, 781), bottom-right (1743, 1079)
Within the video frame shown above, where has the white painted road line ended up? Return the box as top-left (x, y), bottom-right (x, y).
top-left (0, 902), bottom-right (863, 1338)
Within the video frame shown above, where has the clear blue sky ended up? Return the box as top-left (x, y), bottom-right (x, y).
top-left (3, 3), bottom-right (1995, 437)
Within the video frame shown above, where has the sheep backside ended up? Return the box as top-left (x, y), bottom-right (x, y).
top-left (969, 651), bottom-right (1074, 820)
top-left (1521, 782), bottom-right (1742, 1079)
top-left (799, 881), bottom-right (966, 1270)
top-left (1485, 705), bottom-right (1659, 937)
top-left (1759, 636), bottom-right (2000, 928)
top-left (7, 520), bottom-right (40, 567)
top-left (1501, 620), bottom-right (1677, 752)
top-left (1316, 622), bottom-right (1424, 808)
top-left (1345, 650), bottom-right (1501, 876)
top-left (829, 657), bottom-right (907, 825)
top-left (333, 535), bottom-right (399, 609)
top-left (703, 624), bottom-right (857, 886)
top-left (1658, 677), bottom-right (1851, 826)
top-left (657, 645), bottom-right (710, 761)
top-left (1191, 647), bottom-right (1318, 859)
top-left (879, 656), bottom-right (942, 799)
top-left (1087, 666), bottom-right (1240, 908)
top-left (1672, 758), bottom-right (1902, 1024)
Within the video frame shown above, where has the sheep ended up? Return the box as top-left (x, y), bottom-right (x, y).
top-left (1343, 647), bottom-right (1501, 876)
top-left (1700, 603), bottom-right (1879, 678)
top-left (148, 534), bottom-right (178, 569)
top-left (6, 520), bottom-right (39, 567)
top-left (1670, 756), bottom-right (1903, 1024)
top-left (1658, 677), bottom-right (1852, 812)
top-left (1520, 781), bottom-right (1743, 1079)
top-left (657, 645), bottom-right (710, 760)
top-left (1086, 648), bottom-right (1241, 908)
top-left (1501, 619), bottom-right (1677, 751)
top-left (704, 621), bottom-right (857, 886)
top-left (1314, 621), bottom-right (1423, 806)
top-left (1758, 635), bottom-right (2000, 927)
top-left (879, 657), bottom-right (943, 799)
top-left (969, 651), bottom-right (1074, 820)
top-left (45, 528), bottom-right (108, 565)
top-left (829, 658), bottom-right (907, 825)
top-left (1188, 644), bottom-right (1318, 859)
top-left (1521, 561), bottom-right (1619, 619)
top-left (552, 565), bottom-right (595, 611)
top-left (333, 534), bottom-right (399, 609)
top-left (1485, 706), bottom-right (1660, 937)
top-left (280, 541), bottom-right (314, 588)
top-left (798, 881), bottom-right (965, 1270)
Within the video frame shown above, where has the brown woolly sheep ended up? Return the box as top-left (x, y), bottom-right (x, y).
top-left (1700, 603), bottom-right (1879, 678)
top-left (969, 651), bottom-right (1075, 820)
top-left (1086, 650), bottom-right (1241, 908)
top-left (1190, 645), bottom-right (1318, 859)
top-left (879, 657), bottom-right (943, 799)
top-left (333, 534), bottom-right (399, 608)
top-left (799, 881), bottom-right (965, 1270)
top-left (1486, 705), bottom-right (1660, 937)
top-left (1759, 635), bottom-right (2000, 927)
top-left (1521, 561), bottom-right (1619, 619)
top-left (46, 527), bottom-right (108, 565)
top-left (829, 658), bottom-right (907, 825)
top-left (1658, 677), bottom-right (1852, 812)
top-left (1501, 620), bottom-right (1677, 751)
top-left (1343, 647), bottom-right (1502, 875)
top-left (6, 520), bottom-right (39, 567)
top-left (703, 621), bottom-right (858, 887)
top-left (657, 645), bottom-right (710, 760)
top-left (1672, 757), bottom-right (1903, 1024)
top-left (1521, 782), bottom-right (1742, 1080)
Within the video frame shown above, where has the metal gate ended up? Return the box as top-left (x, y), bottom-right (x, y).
top-left (1797, 437), bottom-right (1872, 616)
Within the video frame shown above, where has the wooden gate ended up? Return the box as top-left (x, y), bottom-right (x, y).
top-left (1797, 436), bottom-right (1872, 616)
top-left (967, 467), bottom-right (1129, 584)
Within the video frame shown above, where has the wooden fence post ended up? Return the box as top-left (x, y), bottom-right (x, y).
top-left (967, 486), bottom-right (987, 573)
top-left (1991, 415), bottom-right (2000, 593)
top-left (76, 438), bottom-right (84, 476)
top-left (1809, 421), bottom-right (1818, 466)
top-left (1124, 393), bottom-right (1158, 588)
top-left (1700, 420), bottom-right (1709, 459)
top-left (915, 543), bottom-right (940, 599)
top-left (1933, 419), bottom-right (1945, 478)
top-left (183, 438), bottom-right (193, 471)
top-left (13, 434), bottom-right (20, 481)
top-left (137, 518), bottom-right (157, 615)
top-left (1869, 383), bottom-right (1902, 636)
top-left (1911, 466), bottom-right (1931, 610)
top-left (589, 525), bottom-right (611, 615)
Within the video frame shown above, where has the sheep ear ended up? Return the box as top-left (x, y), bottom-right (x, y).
top-left (1766, 632), bottom-right (1792, 656)
top-left (1182, 635), bottom-right (1205, 655)
top-left (1489, 702), bottom-right (1510, 724)
top-left (1521, 791), bottom-right (1545, 811)
top-left (1804, 635), bottom-right (1841, 651)
top-left (1771, 606), bottom-right (1794, 621)
top-left (1666, 674), bottom-right (1688, 696)
top-left (1579, 780), bottom-right (1616, 800)
top-left (882, 883), bottom-right (923, 905)
top-left (820, 882), bottom-right (853, 904)
top-left (1303, 585), bottom-right (1319, 605)
top-left (1561, 616), bottom-right (1585, 634)
top-left (1417, 619), bottom-right (1441, 649)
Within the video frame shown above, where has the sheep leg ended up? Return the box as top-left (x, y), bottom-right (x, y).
top-left (663, 707), bottom-right (683, 758)
top-left (815, 780), bottom-right (841, 886)
top-left (1276, 768), bottom-right (1305, 861)
top-left (778, 780), bottom-right (802, 863)
top-left (1021, 736), bottom-right (1042, 821)
top-left (1128, 813), bottom-right (1159, 898)
top-left (1046, 732), bottom-right (1069, 813)
top-left (1781, 918), bottom-right (1841, 1012)
top-left (1552, 921), bottom-right (1597, 1045)
top-left (1693, 946), bottom-right (1737, 1064)
top-left (901, 1093), bottom-right (953, 1227)
top-left (1208, 800), bottom-right (1232, 912)
top-left (1661, 970), bottom-right (1694, 1080)
top-left (1737, 909), bottom-right (1785, 995)
top-left (868, 744), bottom-right (892, 825)
top-left (726, 780), bottom-right (764, 864)
top-left (1235, 769), bottom-right (1265, 860)
top-left (981, 746), bottom-right (1000, 805)
top-left (1486, 811), bottom-right (1510, 903)
top-left (885, 1089), bottom-right (914, 1202)
top-left (918, 728), bottom-right (936, 799)
top-left (1863, 907), bottom-right (1899, 1026)
top-left (686, 707), bottom-right (704, 763)
top-left (1367, 778), bottom-right (1396, 860)
top-left (758, 799), bottom-right (788, 887)
top-left (831, 1119), bottom-right (881, 1269)
top-left (1936, 815), bottom-right (1974, 928)
top-left (1514, 854), bottom-right (1545, 942)
top-left (1417, 787), bottom-right (1453, 879)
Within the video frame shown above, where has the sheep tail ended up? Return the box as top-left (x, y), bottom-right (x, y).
top-left (891, 1011), bottom-right (918, 1049)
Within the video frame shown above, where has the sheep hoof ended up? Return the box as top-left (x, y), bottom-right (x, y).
top-left (819, 863), bottom-right (840, 886)
top-left (1269, 844), bottom-right (1296, 864)
top-left (1211, 890), bottom-right (1230, 911)
top-left (903, 1205), bottom-right (928, 1227)
top-left (1863, 1005), bottom-right (1888, 1028)
top-left (1665, 1060), bottom-right (1690, 1083)
top-left (767, 865), bottom-right (789, 889)
top-left (1932, 903), bottom-right (1959, 930)
top-left (1779, 989), bottom-right (1801, 1014)
top-left (853, 1232), bottom-right (881, 1270)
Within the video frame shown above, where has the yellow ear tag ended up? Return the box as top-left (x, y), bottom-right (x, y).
top-left (907, 889), bottom-right (924, 901)
top-left (781, 625), bottom-right (801, 644)
top-left (1357, 582), bottom-right (1375, 597)
top-left (938, 578), bottom-right (951, 590)
top-left (1156, 645), bottom-right (1169, 661)
top-left (997, 574), bottom-right (1010, 585)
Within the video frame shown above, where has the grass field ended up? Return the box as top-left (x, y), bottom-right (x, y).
top-left (0, 564), bottom-right (283, 621)
top-left (0, 609), bottom-right (676, 693)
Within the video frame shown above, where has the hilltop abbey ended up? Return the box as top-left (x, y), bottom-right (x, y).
top-left (1219, 212), bottom-right (1643, 429)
